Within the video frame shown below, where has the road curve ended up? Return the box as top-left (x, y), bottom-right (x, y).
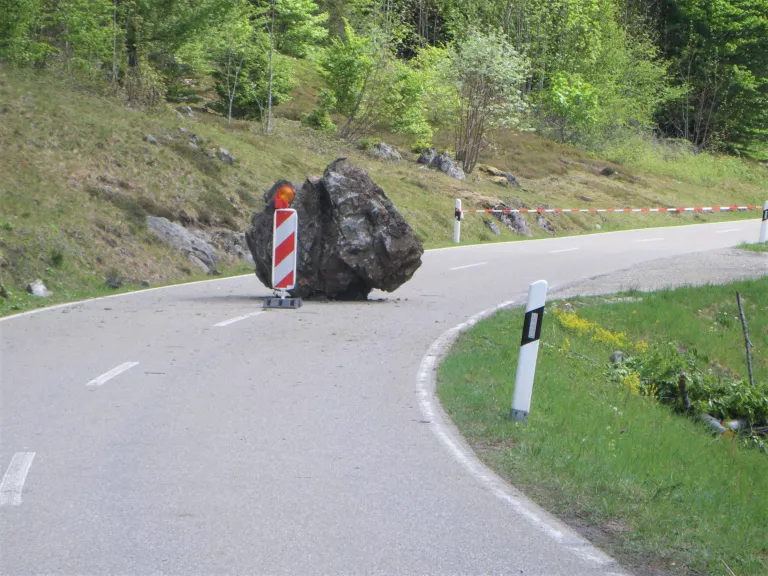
top-left (0, 220), bottom-right (763, 575)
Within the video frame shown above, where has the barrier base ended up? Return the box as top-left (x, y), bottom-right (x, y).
top-left (510, 409), bottom-right (528, 423)
top-left (263, 297), bottom-right (302, 310)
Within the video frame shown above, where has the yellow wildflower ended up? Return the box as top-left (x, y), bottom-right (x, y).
top-left (621, 372), bottom-right (641, 395)
top-left (592, 327), bottom-right (627, 348)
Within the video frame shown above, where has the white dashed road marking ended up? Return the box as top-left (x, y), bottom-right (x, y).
top-left (450, 262), bottom-right (488, 271)
top-left (716, 228), bottom-right (741, 234)
top-left (549, 248), bottom-right (579, 254)
top-left (0, 452), bottom-right (36, 506)
top-left (86, 361), bottom-right (139, 388)
top-left (637, 238), bottom-right (665, 243)
top-left (214, 311), bottom-right (264, 327)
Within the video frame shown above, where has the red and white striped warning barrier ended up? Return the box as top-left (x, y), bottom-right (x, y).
top-left (272, 209), bottom-right (298, 290)
top-left (461, 205), bottom-right (759, 215)
top-left (452, 197), bottom-right (766, 244)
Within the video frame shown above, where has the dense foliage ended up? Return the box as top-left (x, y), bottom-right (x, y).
top-left (1, 0), bottom-right (765, 154)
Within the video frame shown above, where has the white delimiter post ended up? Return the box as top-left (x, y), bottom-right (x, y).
top-left (760, 200), bottom-right (768, 244)
top-left (511, 280), bottom-right (548, 423)
top-left (453, 199), bottom-right (462, 244)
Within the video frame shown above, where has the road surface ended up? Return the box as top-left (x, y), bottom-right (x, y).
top-left (1, 220), bottom-right (764, 575)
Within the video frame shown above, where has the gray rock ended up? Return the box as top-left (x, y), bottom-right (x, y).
top-left (246, 159), bottom-right (423, 300)
top-left (537, 215), bottom-right (556, 234)
top-left (478, 164), bottom-right (520, 185)
top-left (438, 153), bottom-right (465, 180)
top-left (699, 413), bottom-right (727, 434)
top-left (146, 216), bottom-right (220, 273)
top-left (140, 280), bottom-right (151, 287)
top-left (180, 105), bottom-right (194, 118)
top-left (417, 148), bottom-right (437, 165)
top-left (0, 284), bottom-right (8, 299)
top-left (489, 176), bottom-right (510, 187)
top-left (144, 134), bottom-right (158, 145)
top-left (609, 351), bottom-right (624, 364)
top-left (26, 279), bottom-right (52, 297)
top-left (105, 277), bottom-right (122, 290)
top-left (367, 142), bottom-right (402, 162)
top-left (600, 167), bottom-right (616, 176)
top-left (483, 219), bottom-right (500, 235)
top-left (497, 212), bottom-right (531, 236)
top-left (218, 148), bottom-right (235, 165)
top-left (416, 148), bottom-right (465, 180)
top-left (725, 420), bottom-right (747, 432)
top-left (209, 230), bottom-right (255, 264)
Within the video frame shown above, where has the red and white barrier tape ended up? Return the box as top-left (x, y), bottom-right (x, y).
top-left (461, 205), bottom-right (758, 215)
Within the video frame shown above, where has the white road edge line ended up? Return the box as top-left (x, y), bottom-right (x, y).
top-left (637, 238), bottom-right (665, 243)
top-left (550, 247), bottom-right (579, 254)
top-left (449, 262), bottom-right (488, 271)
top-left (86, 361), bottom-right (139, 388)
top-left (715, 229), bottom-right (741, 234)
top-left (214, 311), bottom-right (264, 327)
top-left (416, 302), bottom-right (628, 575)
top-left (0, 452), bottom-right (36, 506)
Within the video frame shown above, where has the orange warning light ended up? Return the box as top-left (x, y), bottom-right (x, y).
top-left (274, 184), bottom-right (295, 209)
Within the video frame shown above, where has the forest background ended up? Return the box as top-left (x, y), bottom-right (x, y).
top-left (2, 0), bottom-right (766, 166)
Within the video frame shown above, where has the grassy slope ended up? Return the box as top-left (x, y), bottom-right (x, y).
top-left (438, 279), bottom-right (768, 576)
top-left (1, 67), bottom-right (766, 315)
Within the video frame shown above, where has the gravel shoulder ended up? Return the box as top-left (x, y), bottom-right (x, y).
top-left (552, 248), bottom-right (767, 299)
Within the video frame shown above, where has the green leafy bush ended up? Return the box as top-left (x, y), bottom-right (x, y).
top-left (610, 343), bottom-right (768, 426)
top-left (318, 20), bottom-right (431, 146)
top-left (213, 50), bottom-right (294, 120)
top-left (302, 89), bottom-right (336, 132)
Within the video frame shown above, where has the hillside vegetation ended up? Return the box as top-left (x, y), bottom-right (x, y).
top-left (1, 0), bottom-right (767, 312)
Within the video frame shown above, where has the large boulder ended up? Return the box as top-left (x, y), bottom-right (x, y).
top-left (246, 158), bottom-right (423, 300)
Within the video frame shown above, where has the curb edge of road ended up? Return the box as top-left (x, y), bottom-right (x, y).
top-left (416, 300), bottom-right (630, 575)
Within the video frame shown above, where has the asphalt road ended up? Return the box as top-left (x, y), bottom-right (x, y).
top-left (1, 220), bottom-right (764, 576)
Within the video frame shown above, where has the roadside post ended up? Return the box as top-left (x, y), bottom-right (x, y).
top-left (454, 199), bottom-right (462, 244)
top-left (264, 184), bottom-right (302, 310)
top-left (511, 280), bottom-right (548, 423)
top-left (760, 200), bottom-right (767, 244)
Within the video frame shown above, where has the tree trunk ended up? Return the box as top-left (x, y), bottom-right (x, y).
top-left (112, 0), bottom-right (119, 85)
top-left (264, 0), bottom-right (275, 135)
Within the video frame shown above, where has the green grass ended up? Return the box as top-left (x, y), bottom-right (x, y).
top-left (438, 278), bottom-right (768, 575)
top-left (605, 136), bottom-right (768, 188)
top-left (739, 242), bottom-right (768, 253)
